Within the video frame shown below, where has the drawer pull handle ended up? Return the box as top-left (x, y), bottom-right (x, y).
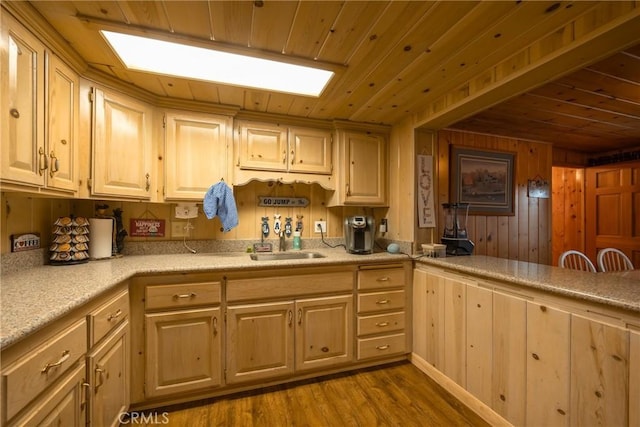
top-left (95, 365), bottom-right (105, 391)
top-left (376, 277), bottom-right (390, 281)
top-left (376, 322), bottom-right (389, 327)
top-left (41, 350), bottom-right (70, 374)
top-left (376, 345), bottom-right (390, 350)
top-left (107, 309), bottom-right (122, 322)
top-left (376, 299), bottom-right (390, 305)
top-left (173, 293), bottom-right (196, 300)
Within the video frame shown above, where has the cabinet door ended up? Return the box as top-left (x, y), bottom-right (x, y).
top-left (288, 127), bottom-right (332, 174)
top-left (570, 314), bottom-right (629, 426)
top-left (631, 329), bottom-right (640, 427)
top-left (1, 15), bottom-right (45, 186)
top-left (91, 87), bottom-right (153, 199)
top-left (46, 53), bottom-right (78, 192)
top-left (526, 302), bottom-right (570, 427)
top-left (145, 307), bottom-right (221, 397)
top-left (492, 291), bottom-right (527, 426)
top-left (443, 277), bottom-right (466, 387)
top-left (465, 285), bottom-right (492, 406)
top-left (88, 320), bottom-right (129, 427)
top-left (295, 295), bottom-right (353, 371)
top-left (9, 363), bottom-right (87, 427)
top-left (237, 121), bottom-right (287, 171)
top-left (226, 301), bottom-right (294, 384)
top-left (344, 131), bottom-right (386, 205)
top-left (164, 112), bottom-right (231, 200)
top-left (424, 270), bottom-right (445, 370)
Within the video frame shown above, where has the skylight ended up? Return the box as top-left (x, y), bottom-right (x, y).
top-left (100, 30), bottom-right (334, 97)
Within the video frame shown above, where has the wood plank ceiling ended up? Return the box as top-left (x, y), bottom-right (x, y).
top-left (21, 1), bottom-right (640, 154)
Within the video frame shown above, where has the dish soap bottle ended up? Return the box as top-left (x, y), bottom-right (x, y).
top-left (292, 231), bottom-right (301, 250)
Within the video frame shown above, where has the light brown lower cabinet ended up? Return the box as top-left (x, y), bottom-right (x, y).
top-left (87, 320), bottom-right (129, 427)
top-left (226, 294), bottom-right (353, 384)
top-left (413, 266), bottom-right (637, 427)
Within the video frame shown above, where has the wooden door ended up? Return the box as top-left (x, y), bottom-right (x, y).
top-left (345, 131), bottom-right (387, 205)
top-left (164, 112), bottom-right (231, 200)
top-left (1, 15), bottom-right (45, 187)
top-left (145, 308), bottom-right (221, 397)
top-left (630, 328), bottom-right (640, 427)
top-left (91, 87), bottom-right (153, 199)
top-left (492, 290), bottom-right (527, 426)
top-left (295, 295), bottom-right (353, 371)
top-left (585, 162), bottom-right (640, 266)
top-left (226, 301), bottom-right (294, 384)
top-left (412, 269), bottom-right (428, 359)
top-left (443, 276), bottom-right (466, 387)
top-left (237, 121), bottom-right (288, 171)
top-left (570, 314), bottom-right (629, 426)
top-left (526, 302), bottom-right (570, 427)
top-left (46, 53), bottom-right (78, 193)
top-left (424, 270), bottom-right (445, 370)
top-left (288, 127), bottom-right (332, 174)
top-left (465, 285), bottom-right (492, 406)
top-left (88, 321), bottom-right (129, 427)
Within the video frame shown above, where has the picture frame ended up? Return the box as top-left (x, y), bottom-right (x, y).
top-left (450, 146), bottom-right (516, 215)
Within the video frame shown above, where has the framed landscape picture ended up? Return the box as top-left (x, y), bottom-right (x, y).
top-left (450, 146), bottom-right (516, 215)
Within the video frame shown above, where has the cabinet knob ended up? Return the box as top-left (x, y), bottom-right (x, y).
top-left (10, 108), bottom-right (20, 118)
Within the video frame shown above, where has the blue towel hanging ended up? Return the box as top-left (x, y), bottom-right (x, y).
top-left (203, 181), bottom-right (239, 232)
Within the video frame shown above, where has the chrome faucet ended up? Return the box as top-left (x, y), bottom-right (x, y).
top-left (279, 232), bottom-right (286, 251)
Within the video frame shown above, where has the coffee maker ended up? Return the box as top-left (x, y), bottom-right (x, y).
top-left (441, 203), bottom-right (475, 256)
top-left (344, 216), bottom-right (374, 254)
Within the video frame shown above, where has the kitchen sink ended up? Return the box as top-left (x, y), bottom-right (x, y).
top-left (250, 252), bottom-right (326, 261)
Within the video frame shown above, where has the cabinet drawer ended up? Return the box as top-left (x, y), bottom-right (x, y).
top-left (357, 333), bottom-right (406, 360)
top-left (358, 267), bottom-right (405, 290)
top-left (357, 312), bottom-right (405, 336)
top-left (2, 319), bottom-right (87, 421)
top-left (145, 281), bottom-right (221, 310)
top-left (357, 290), bottom-right (405, 313)
top-left (227, 271), bottom-right (353, 302)
top-left (88, 289), bottom-right (129, 346)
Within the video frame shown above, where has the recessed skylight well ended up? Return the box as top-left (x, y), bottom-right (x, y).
top-left (100, 30), bottom-right (334, 97)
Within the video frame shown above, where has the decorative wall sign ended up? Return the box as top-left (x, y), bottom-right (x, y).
top-left (258, 196), bottom-right (309, 207)
top-left (417, 154), bottom-right (436, 228)
top-left (527, 175), bottom-right (550, 198)
top-left (451, 146), bottom-right (516, 215)
top-left (11, 233), bottom-right (41, 252)
top-left (129, 218), bottom-right (165, 237)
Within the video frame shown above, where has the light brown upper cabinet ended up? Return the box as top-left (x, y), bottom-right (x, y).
top-left (1, 15), bottom-right (78, 194)
top-left (163, 111), bottom-right (232, 201)
top-left (233, 120), bottom-right (334, 189)
top-left (90, 87), bottom-right (154, 200)
top-left (328, 126), bottom-right (388, 206)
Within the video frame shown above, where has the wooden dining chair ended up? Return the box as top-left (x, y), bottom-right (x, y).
top-left (558, 250), bottom-right (597, 272)
top-left (597, 248), bottom-right (634, 272)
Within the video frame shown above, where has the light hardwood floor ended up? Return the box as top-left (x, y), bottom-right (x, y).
top-left (126, 362), bottom-right (490, 426)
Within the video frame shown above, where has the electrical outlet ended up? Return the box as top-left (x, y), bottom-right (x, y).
top-left (380, 218), bottom-right (388, 233)
top-left (175, 204), bottom-right (198, 219)
top-left (172, 221), bottom-right (188, 237)
top-left (314, 220), bottom-right (327, 233)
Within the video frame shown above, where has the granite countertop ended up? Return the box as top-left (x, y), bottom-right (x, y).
top-left (415, 255), bottom-right (640, 314)
top-left (3, 251), bottom-right (639, 350)
top-left (0, 249), bottom-right (406, 349)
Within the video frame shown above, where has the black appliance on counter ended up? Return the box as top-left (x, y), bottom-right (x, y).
top-left (344, 216), bottom-right (374, 254)
top-left (441, 203), bottom-right (475, 256)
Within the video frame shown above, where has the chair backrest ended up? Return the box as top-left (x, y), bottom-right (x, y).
top-left (597, 248), bottom-right (634, 272)
top-left (558, 250), bottom-right (597, 272)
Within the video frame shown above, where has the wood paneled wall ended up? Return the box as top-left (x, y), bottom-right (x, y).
top-left (1, 182), bottom-right (387, 254)
top-left (551, 167), bottom-right (585, 266)
top-left (436, 130), bottom-right (552, 264)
